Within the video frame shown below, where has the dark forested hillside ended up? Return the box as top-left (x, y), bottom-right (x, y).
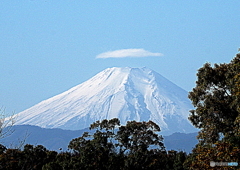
top-left (0, 119), bottom-right (190, 170)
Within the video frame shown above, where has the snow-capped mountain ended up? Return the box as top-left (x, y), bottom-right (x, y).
top-left (14, 67), bottom-right (197, 135)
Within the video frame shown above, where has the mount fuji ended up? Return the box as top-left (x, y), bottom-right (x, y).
top-left (14, 67), bottom-right (197, 135)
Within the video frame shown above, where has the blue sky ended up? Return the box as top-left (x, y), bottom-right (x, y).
top-left (1, 1), bottom-right (240, 114)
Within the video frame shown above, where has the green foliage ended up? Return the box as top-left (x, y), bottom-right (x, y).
top-left (42, 162), bottom-right (62, 170)
top-left (116, 120), bottom-right (164, 155)
top-left (0, 149), bottom-right (22, 170)
top-left (184, 141), bottom-right (240, 170)
top-left (186, 52), bottom-right (240, 169)
top-left (0, 144), bottom-right (59, 170)
top-left (67, 118), bottom-right (182, 169)
top-left (188, 53), bottom-right (240, 144)
top-left (173, 151), bottom-right (187, 170)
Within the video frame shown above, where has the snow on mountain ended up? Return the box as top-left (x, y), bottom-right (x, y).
top-left (14, 67), bottom-right (197, 135)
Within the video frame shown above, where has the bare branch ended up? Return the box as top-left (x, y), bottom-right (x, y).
top-left (0, 107), bottom-right (16, 140)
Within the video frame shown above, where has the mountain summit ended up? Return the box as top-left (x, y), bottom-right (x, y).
top-left (14, 67), bottom-right (197, 135)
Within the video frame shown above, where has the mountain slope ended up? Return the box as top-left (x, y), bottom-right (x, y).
top-left (14, 67), bottom-right (197, 135)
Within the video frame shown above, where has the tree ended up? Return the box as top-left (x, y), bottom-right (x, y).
top-left (116, 120), bottom-right (165, 169)
top-left (184, 141), bottom-right (240, 170)
top-left (116, 120), bottom-right (164, 153)
top-left (0, 144), bottom-right (60, 170)
top-left (173, 151), bottom-right (187, 170)
top-left (0, 108), bottom-right (15, 140)
top-left (42, 162), bottom-right (62, 170)
top-left (188, 52), bottom-right (240, 144)
top-left (68, 118), bottom-right (121, 169)
top-left (186, 51), bottom-right (240, 169)
top-left (21, 144), bottom-right (49, 169)
top-left (0, 148), bottom-right (23, 170)
top-left (68, 118), bottom-right (167, 169)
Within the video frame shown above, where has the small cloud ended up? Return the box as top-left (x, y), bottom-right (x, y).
top-left (96, 49), bottom-right (163, 59)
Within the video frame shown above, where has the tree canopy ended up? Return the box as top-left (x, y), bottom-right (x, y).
top-left (68, 118), bottom-right (168, 169)
top-left (188, 52), bottom-right (240, 144)
top-left (186, 52), bottom-right (240, 169)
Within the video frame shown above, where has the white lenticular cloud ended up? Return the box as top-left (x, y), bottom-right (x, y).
top-left (96, 48), bottom-right (163, 59)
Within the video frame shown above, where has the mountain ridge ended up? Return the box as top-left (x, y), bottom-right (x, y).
top-left (1, 125), bottom-right (198, 153)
